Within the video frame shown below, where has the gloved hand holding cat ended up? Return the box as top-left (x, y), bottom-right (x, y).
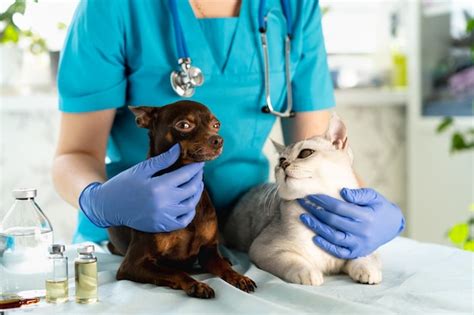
top-left (299, 189), bottom-right (405, 259)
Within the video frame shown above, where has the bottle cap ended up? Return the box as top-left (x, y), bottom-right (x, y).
top-left (12, 188), bottom-right (37, 199)
top-left (77, 245), bottom-right (95, 254)
top-left (49, 244), bottom-right (65, 254)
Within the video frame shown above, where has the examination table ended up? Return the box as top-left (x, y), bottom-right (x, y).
top-left (13, 237), bottom-right (473, 314)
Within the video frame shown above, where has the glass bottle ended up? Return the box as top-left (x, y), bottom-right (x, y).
top-left (390, 11), bottom-right (408, 89)
top-left (0, 188), bottom-right (53, 297)
top-left (75, 245), bottom-right (98, 304)
top-left (46, 244), bottom-right (68, 303)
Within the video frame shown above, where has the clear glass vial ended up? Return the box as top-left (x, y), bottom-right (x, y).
top-left (46, 244), bottom-right (68, 304)
top-left (75, 245), bottom-right (98, 304)
top-left (0, 188), bottom-right (53, 297)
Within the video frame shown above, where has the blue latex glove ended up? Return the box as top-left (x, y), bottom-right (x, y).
top-left (298, 188), bottom-right (405, 259)
top-left (79, 144), bottom-right (204, 233)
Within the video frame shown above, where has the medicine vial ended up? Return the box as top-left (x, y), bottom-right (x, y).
top-left (75, 245), bottom-right (98, 304)
top-left (46, 244), bottom-right (68, 303)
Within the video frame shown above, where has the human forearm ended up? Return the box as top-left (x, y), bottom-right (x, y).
top-left (52, 110), bottom-right (114, 209)
top-left (52, 152), bottom-right (106, 209)
top-left (281, 110), bottom-right (331, 144)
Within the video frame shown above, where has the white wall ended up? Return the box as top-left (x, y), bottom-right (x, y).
top-left (0, 93), bottom-right (77, 245)
top-left (408, 120), bottom-right (473, 245)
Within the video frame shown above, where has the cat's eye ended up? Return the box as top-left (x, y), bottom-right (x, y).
top-left (175, 120), bottom-right (194, 131)
top-left (298, 149), bottom-right (315, 159)
top-left (279, 157), bottom-right (286, 166)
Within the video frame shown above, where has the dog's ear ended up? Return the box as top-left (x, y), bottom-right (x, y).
top-left (129, 106), bottom-right (156, 128)
top-left (271, 139), bottom-right (285, 154)
top-left (324, 113), bottom-right (348, 150)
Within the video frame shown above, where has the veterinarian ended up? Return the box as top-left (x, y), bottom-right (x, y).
top-left (53, 0), bottom-right (404, 260)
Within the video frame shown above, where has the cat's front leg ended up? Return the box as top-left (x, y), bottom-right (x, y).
top-left (249, 242), bottom-right (324, 286)
top-left (284, 261), bottom-right (324, 286)
top-left (343, 253), bottom-right (382, 285)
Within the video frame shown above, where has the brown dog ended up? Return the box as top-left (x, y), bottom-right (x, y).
top-left (107, 100), bottom-right (256, 298)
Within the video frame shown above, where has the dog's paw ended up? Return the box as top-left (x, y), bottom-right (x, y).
top-left (284, 267), bottom-right (324, 286)
top-left (222, 271), bottom-right (257, 293)
top-left (185, 282), bottom-right (215, 299)
top-left (348, 265), bottom-right (382, 285)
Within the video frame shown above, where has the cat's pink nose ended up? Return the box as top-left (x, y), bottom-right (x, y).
top-left (281, 161), bottom-right (290, 170)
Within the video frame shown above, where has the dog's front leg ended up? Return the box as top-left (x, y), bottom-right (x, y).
top-left (198, 245), bottom-right (256, 293)
top-left (117, 243), bottom-right (215, 299)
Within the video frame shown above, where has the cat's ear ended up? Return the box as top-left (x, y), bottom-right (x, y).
top-left (325, 113), bottom-right (348, 150)
top-left (129, 106), bottom-right (156, 128)
top-left (271, 139), bottom-right (285, 154)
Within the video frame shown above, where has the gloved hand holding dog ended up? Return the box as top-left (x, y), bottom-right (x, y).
top-left (79, 143), bottom-right (204, 233)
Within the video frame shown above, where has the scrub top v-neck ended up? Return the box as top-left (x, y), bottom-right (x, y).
top-left (198, 18), bottom-right (239, 71)
top-left (58, 0), bottom-right (335, 243)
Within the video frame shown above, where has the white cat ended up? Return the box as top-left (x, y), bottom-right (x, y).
top-left (224, 114), bottom-right (382, 285)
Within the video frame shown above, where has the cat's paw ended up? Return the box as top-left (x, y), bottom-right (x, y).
top-left (348, 265), bottom-right (382, 285)
top-left (284, 268), bottom-right (324, 286)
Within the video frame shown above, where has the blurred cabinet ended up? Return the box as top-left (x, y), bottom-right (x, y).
top-left (420, 0), bottom-right (473, 116)
top-left (407, 0), bottom-right (474, 244)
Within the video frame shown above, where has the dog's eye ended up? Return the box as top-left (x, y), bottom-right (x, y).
top-left (297, 149), bottom-right (315, 159)
top-left (213, 122), bottom-right (221, 129)
top-left (175, 120), bottom-right (193, 131)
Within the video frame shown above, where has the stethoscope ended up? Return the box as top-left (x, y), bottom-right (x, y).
top-left (168, 0), bottom-right (295, 118)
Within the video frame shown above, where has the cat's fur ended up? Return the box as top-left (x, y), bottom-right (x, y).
top-left (224, 114), bottom-right (382, 285)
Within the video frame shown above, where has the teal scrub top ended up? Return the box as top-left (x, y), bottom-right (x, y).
top-left (57, 0), bottom-right (335, 243)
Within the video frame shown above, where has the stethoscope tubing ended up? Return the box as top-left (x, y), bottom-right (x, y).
top-left (168, 0), bottom-right (189, 59)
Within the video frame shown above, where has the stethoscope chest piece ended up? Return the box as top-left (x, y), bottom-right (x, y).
top-left (170, 58), bottom-right (204, 97)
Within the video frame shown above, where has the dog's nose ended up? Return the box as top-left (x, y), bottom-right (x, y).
top-left (281, 161), bottom-right (290, 170)
top-left (208, 135), bottom-right (223, 149)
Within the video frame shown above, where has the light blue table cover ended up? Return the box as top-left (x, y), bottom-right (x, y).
top-left (14, 237), bottom-right (473, 314)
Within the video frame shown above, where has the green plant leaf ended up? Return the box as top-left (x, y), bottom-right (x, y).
top-left (467, 18), bottom-right (474, 33)
top-left (448, 223), bottom-right (469, 245)
top-left (0, 23), bottom-right (20, 43)
top-left (463, 240), bottom-right (474, 252)
top-left (1, 0), bottom-right (26, 18)
top-left (436, 117), bottom-right (453, 133)
top-left (451, 132), bottom-right (469, 153)
top-left (57, 22), bottom-right (67, 30)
